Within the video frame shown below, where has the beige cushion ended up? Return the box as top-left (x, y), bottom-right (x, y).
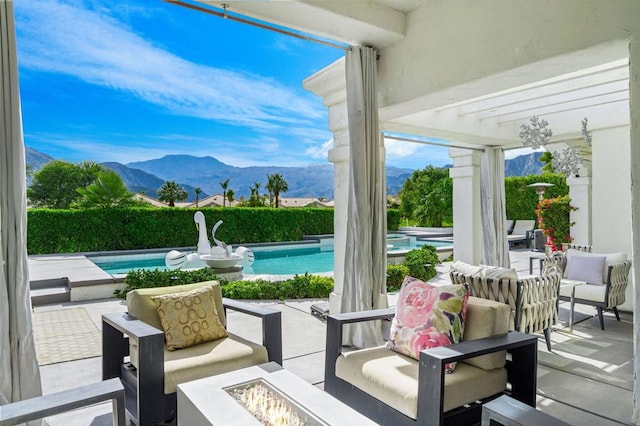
top-left (461, 297), bottom-right (510, 370)
top-left (127, 281), bottom-right (226, 366)
top-left (152, 285), bottom-right (228, 351)
top-left (560, 279), bottom-right (606, 303)
top-left (335, 346), bottom-right (507, 419)
top-left (163, 332), bottom-right (268, 393)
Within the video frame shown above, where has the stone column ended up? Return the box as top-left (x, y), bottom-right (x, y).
top-left (303, 58), bottom-right (351, 314)
top-left (629, 33), bottom-right (640, 426)
top-left (566, 174), bottom-right (592, 246)
top-left (449, 148), bottom-right (483, 265)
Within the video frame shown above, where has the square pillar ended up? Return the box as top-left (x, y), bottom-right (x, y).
top-left (449, 148), bottom-right (483, 265)
top-left (566, 175), bottom-right (592, 246)
top-left (629, 32), bottom-right (640, 426)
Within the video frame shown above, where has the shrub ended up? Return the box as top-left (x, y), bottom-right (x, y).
top-left (386, 264), bottom-right (410, 292)
top-left (386, 245), bottom-right (439, 292)
top-left (535, 195), bottom-right (576, 251)
top-left (116, 269), bottom-right (334, 301)
top-left (27, 207), bottom-right (402, 254)
top-left (505, 173), bottom-right (569, 220)
top-left (404, 245), bottom-right (439, 281)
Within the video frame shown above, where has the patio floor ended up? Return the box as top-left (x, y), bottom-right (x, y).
top-left (34, 248), bottom-right (633, 425)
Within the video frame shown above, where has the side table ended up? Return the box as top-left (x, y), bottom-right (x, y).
top-left (482, 395), bottom-right (570, 425)
top-left (558, 279), bottom-right (585, 333)
top-left (528, 253), bottom-right (546, 275)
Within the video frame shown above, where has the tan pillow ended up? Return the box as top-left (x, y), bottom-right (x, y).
top-left (152, 285), bottom-right (227, 351)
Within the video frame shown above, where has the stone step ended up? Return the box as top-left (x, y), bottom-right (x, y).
top-left (30, 285), bottom-right (70, 306)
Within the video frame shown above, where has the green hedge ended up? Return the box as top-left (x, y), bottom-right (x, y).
top-left (116, 269), bottom-right (334, 300)
top-left (27, 207), bottom-right (402, 254)
top-left (505, 173), bottom-right (568, 220)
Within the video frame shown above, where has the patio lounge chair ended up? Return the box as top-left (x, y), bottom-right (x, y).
top-left (102, 281), bottom-right (282, 425)
top-left (544, 245), bottom-right (632, 330)
top-left (507, 220), bottom-right (536, 248)
top-left (450, 263), bottom-right (560, 351)
top-left (324, 296), bottom-right (538, 426)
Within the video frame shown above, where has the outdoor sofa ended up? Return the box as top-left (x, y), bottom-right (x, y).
top-left (324, 296), bottom-right (538, 426)
top-left (449, 261), bottom-right (560, 351)
top-left (102, 281), bottom-right (282, 425)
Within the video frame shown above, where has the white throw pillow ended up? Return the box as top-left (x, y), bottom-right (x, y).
top-left (478, 265), bottom-right (518, 280)
top-left (450, 260), bottom-right (482, 275)
top-left (565, 255), bottom-right (606, 285)
top-left (565, 249), bottom-right (627, 281)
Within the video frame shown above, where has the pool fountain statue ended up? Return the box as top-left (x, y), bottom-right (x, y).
top-left (165, 212), bottom-right (254, 270)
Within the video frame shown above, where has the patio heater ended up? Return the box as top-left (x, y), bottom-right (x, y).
top-left (528, 183), bottom-right (554, 251)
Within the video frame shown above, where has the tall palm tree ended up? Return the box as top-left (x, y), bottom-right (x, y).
top-left (194, 187), bottom-right (202, 207)
top-left (226, 189), bottom-right (235, 206)
top-left (266, 173), bottom-right (289, 208)
top-left (220, 179), bottom-right (230, 207)
top-left (157, 181), bottom-right (188, 207)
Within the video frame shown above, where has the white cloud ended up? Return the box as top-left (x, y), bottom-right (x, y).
top-left (15, 0), bottom-right (324, 131)
top-left (306, 138), bottom-right (333, 160)
top-left (504, 146), bottom-right (544, 160)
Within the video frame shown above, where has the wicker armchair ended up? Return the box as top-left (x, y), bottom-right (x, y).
top-left (450, 270), bottom-right (560, 351)
top-left (544, 245), bottom-right (632, 330)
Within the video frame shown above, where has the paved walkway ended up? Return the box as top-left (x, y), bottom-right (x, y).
top-left (34, 249), bottom-right (633, 425)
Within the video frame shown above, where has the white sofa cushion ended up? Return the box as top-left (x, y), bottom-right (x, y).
top-left (335, 346), bottom-right (507, 419)
top-left (559, 279), bottom-right (607, 303)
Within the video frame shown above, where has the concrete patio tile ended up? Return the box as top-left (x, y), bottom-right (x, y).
top-left (536, 396), bottom-right (623, 426)
top-left (537, 364), bottom-right (632, 424)
top-left (227, 302), bottom-right (327, 359)
top-left (283, 351), bottom-right (326, 385)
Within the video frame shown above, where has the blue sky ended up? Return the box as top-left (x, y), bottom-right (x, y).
top-left (14, 0), bottom-right (453, 169)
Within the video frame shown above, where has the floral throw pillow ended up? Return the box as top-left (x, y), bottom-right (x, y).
top-left (387, 276), bottom-right (469, 373)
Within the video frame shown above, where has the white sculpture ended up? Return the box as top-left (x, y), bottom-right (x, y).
top-left (194, 211), bottom-right (211, 255)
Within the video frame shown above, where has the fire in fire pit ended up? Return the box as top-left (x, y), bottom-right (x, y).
top-left (225, 379), bottom-right (327, 426)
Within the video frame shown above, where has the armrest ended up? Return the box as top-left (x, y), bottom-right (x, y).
top-left (418, 331), bottom-right (538, 424)
top-left (0, 378), bottom-right (125, 426)
top-left (101, 312), bottom-right (165, 395)
top-left (324, 307), bottom-right (396, 385)
top-left (222, 298), bottom-right (282, 365)
top-left (102, 312), bottom-right (164, 344)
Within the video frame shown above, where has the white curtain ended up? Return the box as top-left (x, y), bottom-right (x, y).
top-left (0, 0), bottom-right (43, 415)
top-left (341, 46), bottom-right (388, 348)
top-left (480, 147), bottom-right (510, 267)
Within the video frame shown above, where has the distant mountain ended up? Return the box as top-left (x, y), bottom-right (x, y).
top-left (505, 152), bottom-right (543, 176)
top-left (25, 146), bottom-right (54, 170)
top-left (25, 147), bottom-right (544, 201)
top-left (102, 162), bottom-right (208, 202)
top-left (129, 155), bottom-right (414, 199)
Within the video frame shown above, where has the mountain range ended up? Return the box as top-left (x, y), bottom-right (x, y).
top-left (25, 147), bottom-right (543, 202)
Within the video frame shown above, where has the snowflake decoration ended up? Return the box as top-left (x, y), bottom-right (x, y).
top-left (519, 116), bottom-right (553, 149)
top-left (552, 147), bottom-right (583, 177)
top-left (581, 117), bottom-right (592, 146)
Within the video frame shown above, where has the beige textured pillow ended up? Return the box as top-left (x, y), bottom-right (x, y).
top-left (152, 285), bottom-right (227, 351)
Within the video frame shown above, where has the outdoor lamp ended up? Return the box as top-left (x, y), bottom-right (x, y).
top-left (528, 182), bottom-right (554, 201)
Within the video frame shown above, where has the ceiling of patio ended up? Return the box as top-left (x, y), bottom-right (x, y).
top-left (193, 1), bottom-right (630, 148)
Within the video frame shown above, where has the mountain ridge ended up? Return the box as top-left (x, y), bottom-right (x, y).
top-left (25, 148), bottom-right (543, 201)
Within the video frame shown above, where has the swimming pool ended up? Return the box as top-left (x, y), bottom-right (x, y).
top-left (89, 238), bottom-right (452, 276)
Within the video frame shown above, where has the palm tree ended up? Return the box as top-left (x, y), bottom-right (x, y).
top-left (75, 170), bottom-right (135, 208)
top-left (220, 179), bottom-right (230, 207)
top-left (194, 187), bottom-right (202, 207)
top-left (226, 189), bottom-right (235, 205)
top-left (266, 173), bottom-right (289, 208)
top-left (157, 181), bottom-right (188, 207)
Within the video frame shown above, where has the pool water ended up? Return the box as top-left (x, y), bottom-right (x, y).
top-left (89, 239), bottom-right (452, 276)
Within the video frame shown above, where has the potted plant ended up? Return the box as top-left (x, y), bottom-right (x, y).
top-left (535, 195), bottom-right (576, 252)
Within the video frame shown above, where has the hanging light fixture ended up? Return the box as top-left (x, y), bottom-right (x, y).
top-left (518, 116), bottom-right (553, 149)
